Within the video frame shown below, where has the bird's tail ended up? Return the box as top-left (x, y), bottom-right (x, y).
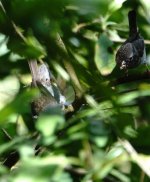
top-left (128, 10), bottom-right (138, 37)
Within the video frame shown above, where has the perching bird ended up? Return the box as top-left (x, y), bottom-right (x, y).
top-left (28, 60), bottom-right (67, 118)
top-left (116, 10), bottom-right (146, 70)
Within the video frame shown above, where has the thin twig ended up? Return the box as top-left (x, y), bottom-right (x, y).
top-left (0, 1), bottom-right (6, 14)
top-left (119, 139), bottom-right (150, 178)
top-left (56, 34), bottom-right (84, 98)
top-left (65, 166), bottom-right (87, 176)
top-left (1, 128), bottom-right (12, 140)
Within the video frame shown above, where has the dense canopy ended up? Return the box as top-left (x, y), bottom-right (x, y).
top-left (0, 0), bottom-right (150, 181)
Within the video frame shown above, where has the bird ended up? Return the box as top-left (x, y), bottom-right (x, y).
top-left (116, 10), bottom-right (146, 71)
top-left (28, 60), bottom-right (67, 118)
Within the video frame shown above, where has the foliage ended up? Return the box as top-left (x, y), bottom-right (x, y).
top-left (0, 0), bottom-right (150, 181)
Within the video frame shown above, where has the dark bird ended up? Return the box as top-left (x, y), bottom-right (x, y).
top-left (116, 10), bottom-right (146, 70)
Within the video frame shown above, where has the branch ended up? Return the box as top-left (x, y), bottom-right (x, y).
top-left (112, 70), bottom-right (150, 86)
top-left (119, 139), bottom-right (150, 178)
top-left (111, 38), bottom-right (150, 45)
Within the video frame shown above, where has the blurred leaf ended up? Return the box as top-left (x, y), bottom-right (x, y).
top-left (36, 111), bottom-right (65, 145)
top-left (0, 76), bottom-right (20, 109)
top-left (8, 32), bottom-right (46, 59)
top-left (0, 89), bottom-right (37, 123)
top-left (95, 33), bottom-right (114, 75)
top-left (19, 145), bottom-right (35, 160)
top-left (108, 0), bottom-right (126, 14)
top-left (0, 33), bottom-right (9, 56)
top-left (0, 165), bottom-right (8, 175)
top-left (10, 156), bottom-right (72, 182)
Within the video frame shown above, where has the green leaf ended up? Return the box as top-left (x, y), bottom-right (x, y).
top-left (95, 33), bottom-right (114, 75)
top-left (0, 89), bottom-right (37, 124)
